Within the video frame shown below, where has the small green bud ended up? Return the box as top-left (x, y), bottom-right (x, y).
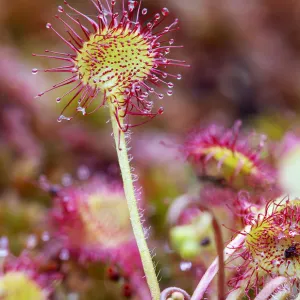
top-left (171, 291), bottom-right (185, 300)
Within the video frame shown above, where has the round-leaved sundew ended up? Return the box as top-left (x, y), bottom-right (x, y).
top-left (32, 0), bottom-right (188, 128)
top-left (32, 1), bottom-right (188, 298)
top-left (227, 197), bottom-right (300, 296)
top-left (51, 177), bottom-right (134, 261)
top-left (184, 121), bottom-right (274, 189)
top-left (0, 252), bottom-right (61, 300)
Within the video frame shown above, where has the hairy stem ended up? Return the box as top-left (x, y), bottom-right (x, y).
top-left (191, 231), bottom-right (248, 300)
top-left (109, 104), bottom-right (160, 300)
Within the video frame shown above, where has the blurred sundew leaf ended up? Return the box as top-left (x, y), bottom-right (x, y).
top-left (0, 197), bottom-right (46, 254)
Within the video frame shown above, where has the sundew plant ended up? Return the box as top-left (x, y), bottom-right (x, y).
top-left (1, 0), bottom-right (300, 299)
top-left (33, 0), bottom-right (188, 299)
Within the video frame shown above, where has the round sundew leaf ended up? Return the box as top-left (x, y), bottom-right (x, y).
top-left (0, 272), bottom-right (46, 300)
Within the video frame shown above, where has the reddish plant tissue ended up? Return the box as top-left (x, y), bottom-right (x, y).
top-left (6, 0), bottom-right (298, 298)
top-left (0, 252), bottom-right (61, 299)
top-left (227, 197), bottom-right (300, 296)
top-left (184, 121), bottom-right (274, 188)
top-left (32, 0), bottom-right (188, 128)
top-left (49, 176), bottom-right (149, 298)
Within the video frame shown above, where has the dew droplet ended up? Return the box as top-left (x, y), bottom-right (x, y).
top-left (77, 106), bottom-right (86, 115)
top-left (162, 8), bottom-right (169, 16)
top-left (59, 249), bottom-right (70, 261)
top-left (42, 231), bottom-right (50, 242)
top-left (56, 97), bottom-right (61, 103)
top-left (0, 248), bottom-right (8, 258)
top-left (67, 293), bottom-right (79, 300)
top-left (0, 237), bottom-right (8, 258)
top-left (169, 39), bottom-right (174, 45)
top-left (63, 196), bottom-right (70, 203)
top-left (162, 72), bottom-right (168, 79)
top-left (158, 94), bottom-right (164, 100)
top-left (177, 74), bottom-right (182, 80)
top-left (58, 6), bottom-right (64, 13)
top-left (148, 87), bottom-right (154, 93)
top-left (147, 22), bottom-right (153, 29)
top-left (62, 173), bottom-right (73, 186)
top-left (27, 235), bottom-right (37, 249)
top-left (180, 261), bottom-right (192, 271)
top-left (57, 115), bottom-right (71, 122)
top-left (154, 13), bottom-right (160, 20)
top-left (111, 0), bottom-right (116, 5)
top-left (77, 165), bottom-right (90, 180)
top-left (32, 68), bottom-right (38, 75)
top-left (46, 23), bottom-right (52, 29)
top-left (142, 8), bottom-right (148, 15)
top-left (168, 82), bottom-right (174, 88)
top-left (167, 90), bottom-right (173, 96)
top-left (158, 107), bottom-right (164, 114)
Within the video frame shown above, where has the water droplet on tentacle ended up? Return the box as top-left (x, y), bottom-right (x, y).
top-left (77, 106), bottom-right (86, 115)
top-left (162, 8), bottom-right (169, 16)
top-left (158, 107), bottom-right (164, 114)
top-left (62, 173), bottom-right (72, 186)
top-left (57, 115), bottom-right (71, 122)
top-left (42, 231), bottom-right (50, 242)
top-left (180, 261), bottom-right (192, 271)
top-left (59, 249), bottom-right (70, 261)
top-left (77, 165), bottom-right (90, 180)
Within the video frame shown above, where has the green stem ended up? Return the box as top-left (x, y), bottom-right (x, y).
top-left (109, 104), bottom-right (160, 300)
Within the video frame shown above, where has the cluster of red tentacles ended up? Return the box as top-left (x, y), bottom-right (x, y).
top-left (227, 197), bottom-right (300, 297)
top-left (183, 121), bottom-right (274, 188)
top-left (32, 0), bottom-right (188, 130)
